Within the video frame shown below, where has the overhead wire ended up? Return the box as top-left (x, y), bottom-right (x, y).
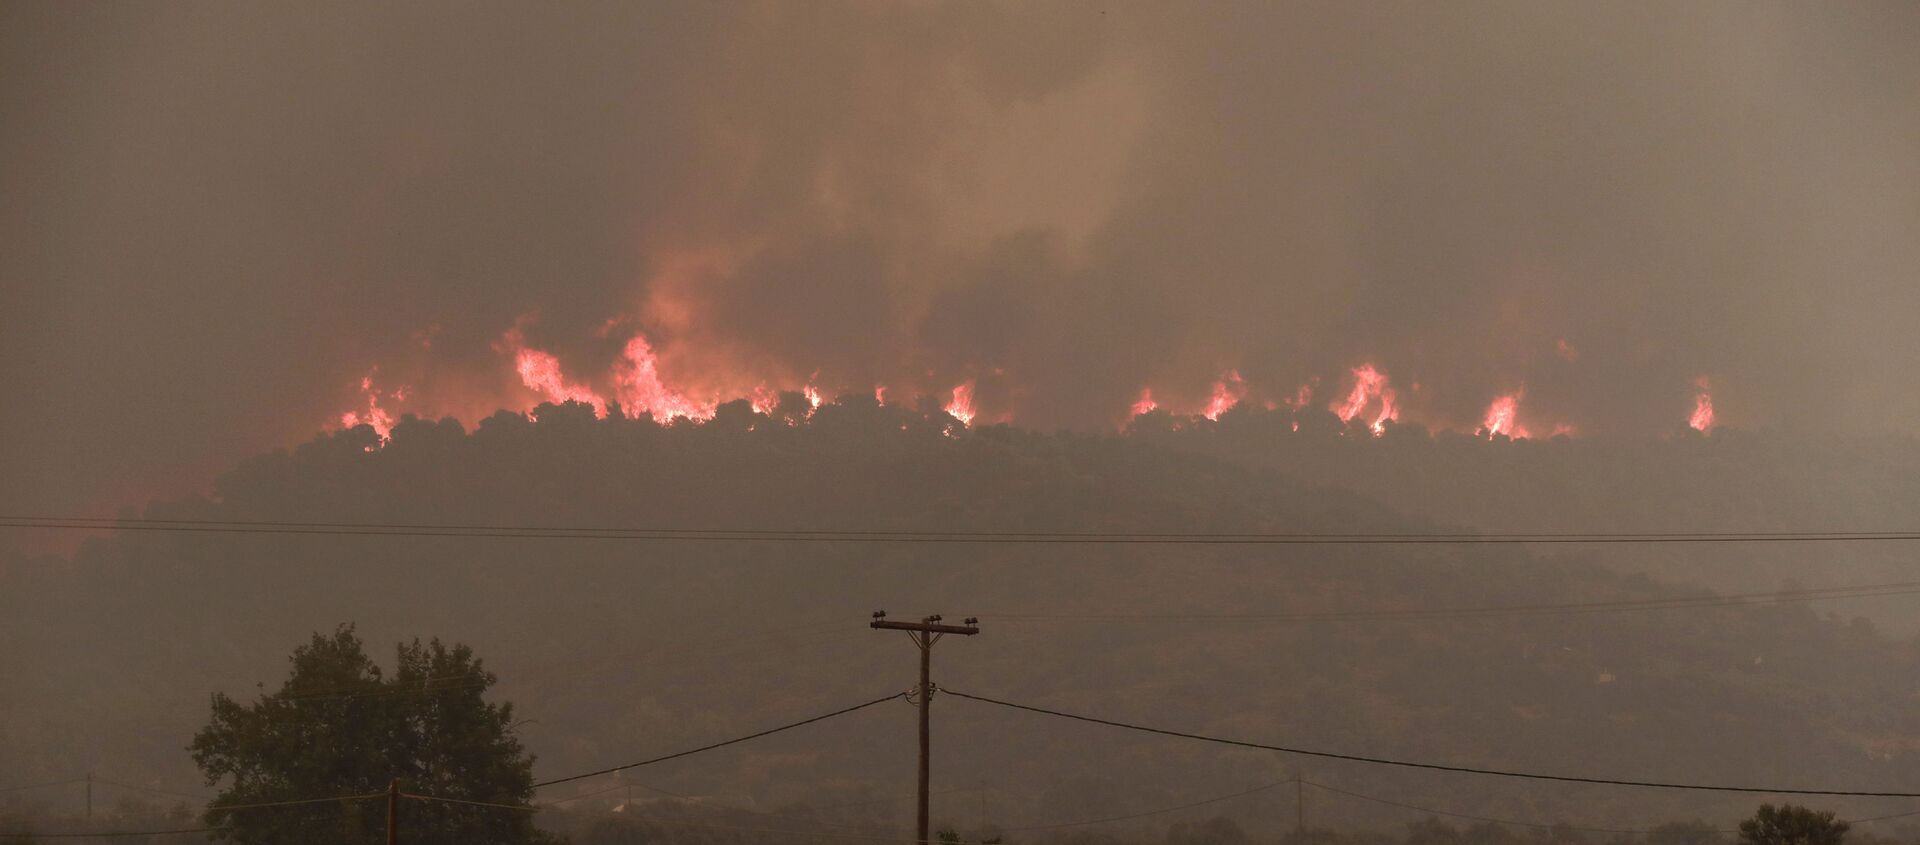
top-left (205, 793), bottom-right (385, 812)
top-left (944, 690), bottom-right (1920, 797)
top-left (8, 515), bottom-right (1920, 545)
top-left (980, 580), bottom-right (1920, 623)
top-left (533, 692), bottom-right (906, 788)
top-left (0, 826), bottom-right (228, 839)
top-left (0, 777), bottom-right (87, 794)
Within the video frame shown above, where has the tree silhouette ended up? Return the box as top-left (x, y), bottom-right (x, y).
top-left (190, 626), bottom-right (552, 845)
top-left (1738, 804), bottom-right (1849, 845)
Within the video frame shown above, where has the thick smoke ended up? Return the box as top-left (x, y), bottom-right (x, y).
top-left (4, 3), bottom-right (1918, 525)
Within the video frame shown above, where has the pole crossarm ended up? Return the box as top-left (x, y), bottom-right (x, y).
top-left (870, 620), bottom-right (980, 636)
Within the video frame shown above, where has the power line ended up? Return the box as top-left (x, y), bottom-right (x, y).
top-left (8, 515), bottom-right (1920, 545)
top-left (533, 693), bottom-right (905, 788)
top-left (401, 792), bottom-right (534, 812)
top-left (0, 826), bottom-right (227, 839)
top-left (981, 580), bottom-right (1920, 623)
top-left (206, 793), bottom-right (386, 813)
top-left (0, 777), bottom-right (87, 794)
top-left (944, 690), bottom-right (1920, 797)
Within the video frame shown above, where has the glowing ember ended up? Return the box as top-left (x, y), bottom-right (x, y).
top-left (1202, 370), bottom-right (1245, 421)
top-left (945, 379), bottom-right (977, 425)
top-left (1331, 364), bottom-right (1398, 435)
top-left (614, 334), bottom-right (715, 422)
top-left (874, 385), bottom-right (887, 405)
top-left (511, 343), bottom-right (610, 417)
top-left (1130, 388), bottom-right (1158, 417)
top-left (1689, 376), bottom-right (1715, 433)
top-left (1481, 391), bottom-right (1528, 439)
top-left (338, 373), bottom-right (397, 442)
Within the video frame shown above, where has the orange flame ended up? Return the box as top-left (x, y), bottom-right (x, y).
top-left (339, 315), bottom-right (1715, 443)
top-left (749, 384), bottom-right (779, 415)
top-left (512, 344), bottom-right (610, 417)
top-left (1202, 370), bottom-right (1245, 421)
top-left (1130, 388), bottom-right (1158, 417)
top-left (945, 379), bottom-right (977, 425)
top-left (338, 373), bottom-right (397, 443)
top-left (1481, 391), bottom-right (1529, 439)
top-left (1331, 364), bottom-right (1398, 435)
top-left (614, 334), bottom-right (715, 422)
top-left (1689, 376), bottom-right (1715, 433)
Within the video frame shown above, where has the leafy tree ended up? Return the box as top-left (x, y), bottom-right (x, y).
top-left (1738, 805), bottom-right (1849, 845)
top-left (190, 625), bottom-right (552, 845)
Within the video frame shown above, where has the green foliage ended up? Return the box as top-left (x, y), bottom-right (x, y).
top-left (1738, 805), bottom-right (1849, 845)
top-left (189, 625), bottom-right (553, 845)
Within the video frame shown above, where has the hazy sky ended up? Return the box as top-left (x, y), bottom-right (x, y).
top-left (5, 1), bottom-right (1918, 525)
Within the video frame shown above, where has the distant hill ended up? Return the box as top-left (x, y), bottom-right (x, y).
top-left (1133, 406), bottom-right (1920, 625)
top-left (6, 398), bottom-right (1920, 838)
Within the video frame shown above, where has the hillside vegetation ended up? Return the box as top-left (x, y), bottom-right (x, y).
top-left (6, 398), bottom-right (1920, 838)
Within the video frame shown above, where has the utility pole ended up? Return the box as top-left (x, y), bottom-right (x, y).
top-left (85, 772), bottom-right (92, 820)
top-left (870, 611), bottom-right (979, 845)
top-left (386, 779), bottom-right (400, 845)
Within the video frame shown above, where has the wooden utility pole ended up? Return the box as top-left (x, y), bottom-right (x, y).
top-left (386, 779), bottom-right (400, 845)
top-left (870, 612), bottom-right (979, 845)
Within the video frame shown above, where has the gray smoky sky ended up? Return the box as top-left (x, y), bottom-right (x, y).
top-left (4, 2), bottom-right (1919, 523)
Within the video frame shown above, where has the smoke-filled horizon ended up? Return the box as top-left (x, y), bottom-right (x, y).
top-left (5, 2), bottom-right (1919, 520)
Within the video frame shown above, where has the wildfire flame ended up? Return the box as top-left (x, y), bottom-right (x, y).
top-left (513, 346), bottom-right (610, 417)
top-left (750, 384), bottom-right (779, 416)
top-left (1689, 376), bottom-right (1715, 433)
top-left (1481, 391), bottom-right (1529, 439)
top-left (1202, 370), bottom-right (1245, 421)
top-left (332, 318), bottom-right (1725, 445)
top-left (338, 374), bottom-right (396, 443)
top-left (1331, 364), bottom-right (1398, 435)
top-left (1130, 388), bottom-right (1158, 417)
top-left (945, 380), bottom-right (977, 425)
top-left (614, 334), bottom-right (715, 422)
